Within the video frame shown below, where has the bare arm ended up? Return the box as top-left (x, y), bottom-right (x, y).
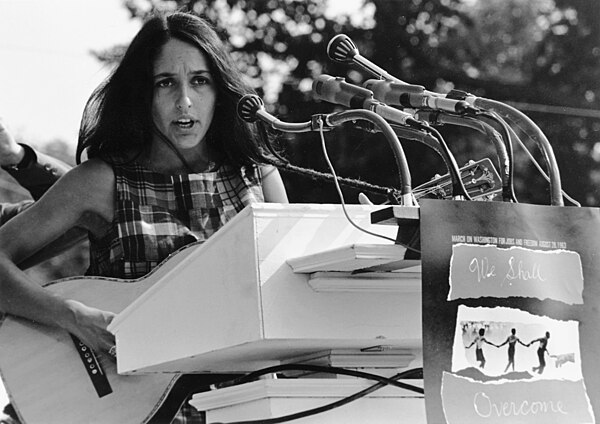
top-left (260, 165), bottom-right (288, 203)
top-left (0, 159), bottom-right (116, 353)
top-left (17, 227), bottom-right (88, 269)
top-left (497, 337), bottom-right (509, 347)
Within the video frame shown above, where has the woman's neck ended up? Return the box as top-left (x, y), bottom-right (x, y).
top-left (145, 137), bottom-right (215, 174)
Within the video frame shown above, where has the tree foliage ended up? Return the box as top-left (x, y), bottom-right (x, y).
top-left (111, 0), bottom-right (599, 205)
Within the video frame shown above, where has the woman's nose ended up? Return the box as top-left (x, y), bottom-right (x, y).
top-left (176, 87), bottom-right (192, 111)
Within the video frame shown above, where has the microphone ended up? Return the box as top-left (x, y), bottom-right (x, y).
top-left (237, 94), bottom-right (278, 126)
top-left (312, 75), bottom-right (419, 127)
top-left (364, 79), bottom-right (479, 114)
top-left (327, 34), bottom-right (406, 84)
top-left (237, 94), bottom-right (316, 133)
top-left (313, 76), bottom-right (472, 199)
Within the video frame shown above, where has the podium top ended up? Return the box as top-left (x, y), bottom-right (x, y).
top-left (108, 203), bottom-right (401, 334)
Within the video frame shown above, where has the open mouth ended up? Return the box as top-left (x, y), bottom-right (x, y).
top-left (174, 118), bottom-right (195, 129)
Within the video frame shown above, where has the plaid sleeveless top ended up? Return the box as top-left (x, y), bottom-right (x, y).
top-left (87, 162), bottom-right (264, 279)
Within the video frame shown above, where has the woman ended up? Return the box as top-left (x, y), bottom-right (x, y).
top-left (0, 11), bottom-right (287, 423)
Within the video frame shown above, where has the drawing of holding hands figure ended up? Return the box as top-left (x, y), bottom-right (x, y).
top-left (496, 328), bottom-right (528, 373)
top-left (465, 328), bottom-right (496, 369)
top-left (529, 331), bottom-right (551, 374)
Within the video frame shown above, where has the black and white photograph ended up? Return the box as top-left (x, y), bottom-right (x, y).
top-left (0, 0), bottom-right (598, 423)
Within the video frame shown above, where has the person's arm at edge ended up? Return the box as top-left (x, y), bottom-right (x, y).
top-left (2, 143), bottom-right (72, 200)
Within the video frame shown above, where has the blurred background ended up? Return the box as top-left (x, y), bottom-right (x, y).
top-left (0, 0), bottom-right (598, 408)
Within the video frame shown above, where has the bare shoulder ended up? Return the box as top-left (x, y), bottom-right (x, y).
top-left (64, 158), bottom-right (114, 186)
top-left (259, 164), bottom-right (288, 204)
top-left (53, 159), bottom-right (113, 190)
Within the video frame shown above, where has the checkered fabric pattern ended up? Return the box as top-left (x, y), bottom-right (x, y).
top-left (88, 162), bottom-right (264, 279)
top-left (86, 162), bottom-right (265, 424)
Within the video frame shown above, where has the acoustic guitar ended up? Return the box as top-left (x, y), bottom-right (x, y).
top-left (0, 243), bottom-right (230, 424)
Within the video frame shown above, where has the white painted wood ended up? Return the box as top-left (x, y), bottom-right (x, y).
top-left (281, 348), bottom-right (418, 371)
top-left (108, 203), bottom-right (423, 375)
top-left (286, 243), bottom-right (408, 272)
top-left (307, 270), bottom-right (421, 293)
top-left (189, 379), bottom-right (426, 424)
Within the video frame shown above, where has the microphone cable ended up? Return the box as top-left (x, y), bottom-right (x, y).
top-left (411, 122), bottom-right (472, 201)
top-left (471, 110), bottom-right (518, 202)
top-left (208, 366), bottom-right (424, 424)
top-left (256, 122), bottom-right (405, 205)
top-left (221, 364), bottom-right (423, 393)
top-left (471, 97), bottom-right (563, 205)
top-left (314, 116), bottom-right (412, 246)
top-left (509, 125), bottom-right (581, 206)
top-left (261, 113), bottom-right (422, 252)
top-left (416, 110), bottom-right (514, 203)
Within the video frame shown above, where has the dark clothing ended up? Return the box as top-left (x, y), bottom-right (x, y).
top-left (476, 348), bottom-right (485, 362)
top-left (508, 343), bottom-right (515, 361)
top-left (538, 348), bottom-right (546, 367)
top-left (1, 144), bottom-right (71, 224)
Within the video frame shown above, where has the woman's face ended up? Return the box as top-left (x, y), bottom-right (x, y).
top-left (151, 38), bottom-right (217, 151)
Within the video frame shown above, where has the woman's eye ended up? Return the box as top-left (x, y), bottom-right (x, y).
top-left (192, 76), bottom-right (211, 86)
top-left (156, 79), bottom-right (173, 88)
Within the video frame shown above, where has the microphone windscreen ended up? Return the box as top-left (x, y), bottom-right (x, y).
top-left (326, 34), bottom-right (358, 63)
top-left (237, 94), bottom-right (264, 123)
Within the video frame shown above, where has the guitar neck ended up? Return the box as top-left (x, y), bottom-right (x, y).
top-left (413, 158), bottom-right (502, 201)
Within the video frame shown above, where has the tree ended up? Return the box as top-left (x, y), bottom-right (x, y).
top-left (102, 0), bottom-right (599, 206)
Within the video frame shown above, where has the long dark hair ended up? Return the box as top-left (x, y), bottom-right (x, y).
top-left (77, 11), bottom-right (268, 167)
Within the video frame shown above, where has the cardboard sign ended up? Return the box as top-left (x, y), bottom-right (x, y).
top-left (421, 199), bottom-right (600, 424)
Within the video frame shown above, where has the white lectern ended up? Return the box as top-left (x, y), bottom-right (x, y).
top-left (107, 203), bottom-right (425, 422)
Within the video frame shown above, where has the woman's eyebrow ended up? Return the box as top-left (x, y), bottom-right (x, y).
top-left (153, 69), bottom-right (212, 79)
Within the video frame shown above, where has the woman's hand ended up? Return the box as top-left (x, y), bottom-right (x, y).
top-left (62, 299), bottom-right (117, 356)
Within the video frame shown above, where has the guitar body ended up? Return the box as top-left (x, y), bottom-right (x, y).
top-left (0, 273), bottom-right (199, 424)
